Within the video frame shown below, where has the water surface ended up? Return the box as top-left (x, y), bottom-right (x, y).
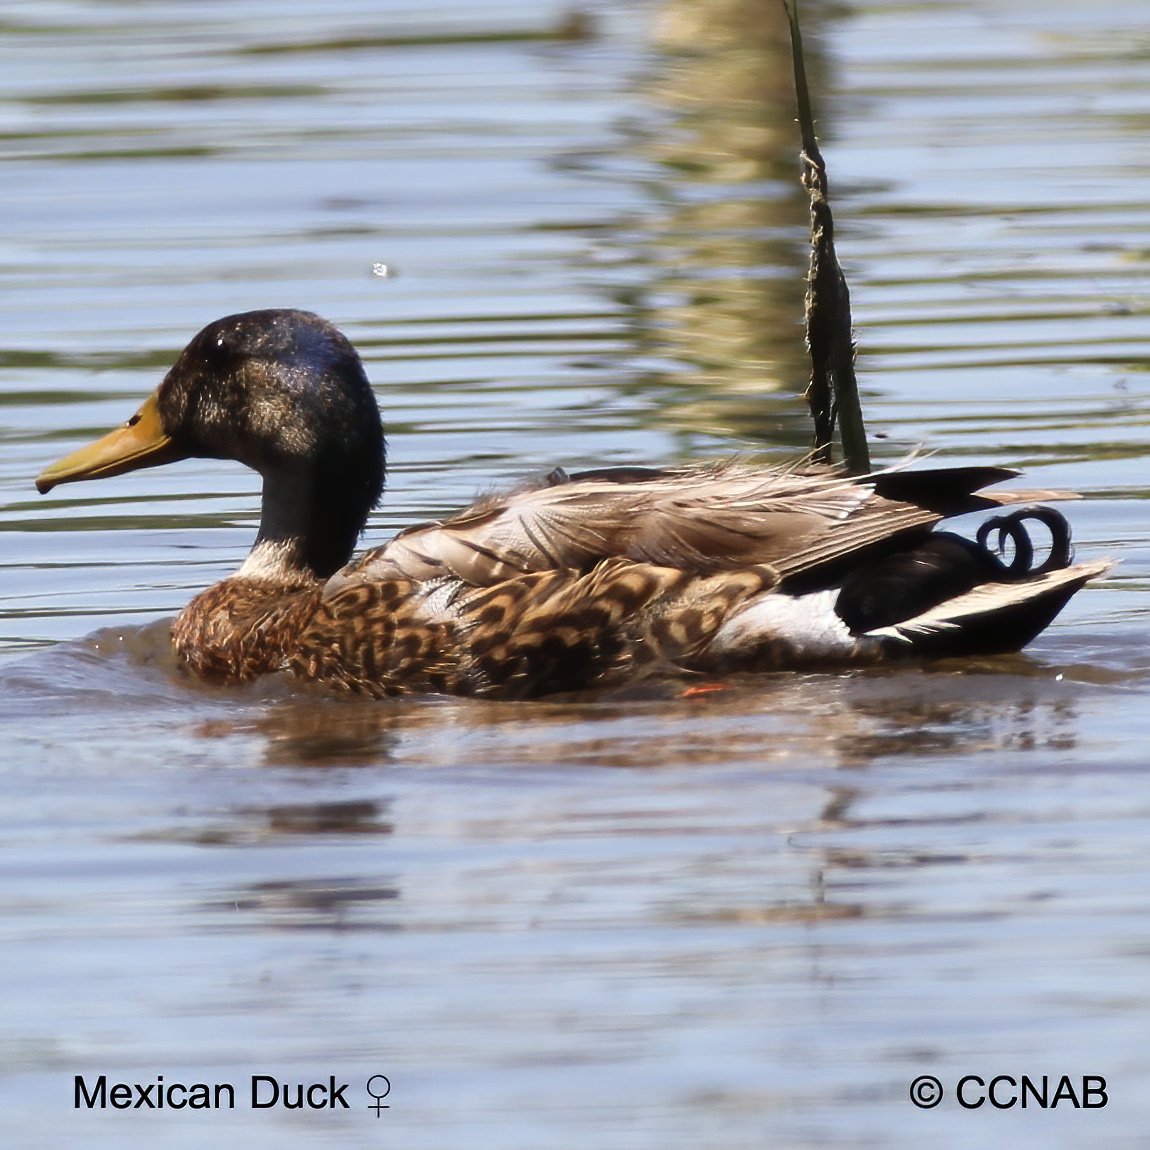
top-left (3, 0), bottom-right (1150, 1146)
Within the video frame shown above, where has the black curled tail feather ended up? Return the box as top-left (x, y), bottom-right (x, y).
top-left (835, 505), bottom-right (1076, 634)
top-left (975, 506), bottom-right (1073, 577)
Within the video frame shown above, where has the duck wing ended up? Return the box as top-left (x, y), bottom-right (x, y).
top-left (325, 462), bottom-right (1076, 594)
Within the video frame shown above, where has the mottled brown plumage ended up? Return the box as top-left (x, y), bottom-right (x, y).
top-left (36, 310), bottom-right (1111, 699)
top-left (288, 559), bottom-right (779, 698)
top-left (169, 570), bottom-right (320, 682)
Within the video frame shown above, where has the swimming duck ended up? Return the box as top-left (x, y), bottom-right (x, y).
top-left (36, 309), bottom-right (1109, 699)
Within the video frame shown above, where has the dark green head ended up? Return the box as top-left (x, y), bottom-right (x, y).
top-left (38, 309), bottom-right (387, 578)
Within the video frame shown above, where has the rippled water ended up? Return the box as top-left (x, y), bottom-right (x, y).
top-left (3, 0), bottom-right (1150, 1146)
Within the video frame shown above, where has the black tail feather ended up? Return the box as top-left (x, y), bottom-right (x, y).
top-left (975, 506), bottom-right (1073, 575)
top-left (836, 507), bottom-right (1075, 634)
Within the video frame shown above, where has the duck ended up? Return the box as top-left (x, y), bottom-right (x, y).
top-left (36, 308), bottom-right (1110, 699)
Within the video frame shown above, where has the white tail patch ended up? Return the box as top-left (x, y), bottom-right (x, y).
top-left (708, 589), bottom-right (857, 660)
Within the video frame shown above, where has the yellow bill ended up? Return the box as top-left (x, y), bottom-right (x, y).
top-left (36, 391), bottom-right (188, 494)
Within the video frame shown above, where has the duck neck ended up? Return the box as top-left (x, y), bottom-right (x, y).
top-left (235, 466), bottom-right (364, 583)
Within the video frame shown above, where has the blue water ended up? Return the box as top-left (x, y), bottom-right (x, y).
top-left (3, 1), bottom-right (1150, 1147)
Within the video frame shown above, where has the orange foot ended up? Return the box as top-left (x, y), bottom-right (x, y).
top-left (681, 682), bottom-right (730, 699)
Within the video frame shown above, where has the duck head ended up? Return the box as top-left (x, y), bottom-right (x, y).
top-left (37, 309), bottom-right (386, 579)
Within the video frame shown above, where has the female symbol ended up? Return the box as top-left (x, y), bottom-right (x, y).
top-left (366, 1074), bottom-right (391, 1115)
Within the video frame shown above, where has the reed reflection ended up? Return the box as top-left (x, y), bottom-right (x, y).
top-left (215, 875), bottom-right (401, 932)
top-left (617, 0), bottom-right (826, 446)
